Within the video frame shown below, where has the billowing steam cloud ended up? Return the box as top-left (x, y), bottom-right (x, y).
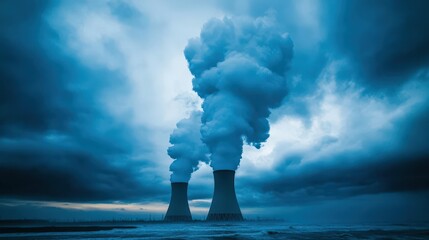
top-left (184, 15), bottom-right (293, 170)
top-left (168, 110), bottom-right (209, 182)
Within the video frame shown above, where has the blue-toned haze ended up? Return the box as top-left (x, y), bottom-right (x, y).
top-left (0, 0), bottom-right (428, 223)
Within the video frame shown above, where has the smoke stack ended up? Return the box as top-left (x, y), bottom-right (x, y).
top-left (164, 182), bottom-right (192, 221)
top-left (207, 170), bottom-right (243, 221)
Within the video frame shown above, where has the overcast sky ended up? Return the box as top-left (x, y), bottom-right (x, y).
top-left (1, 0), bottom-right (428, 223)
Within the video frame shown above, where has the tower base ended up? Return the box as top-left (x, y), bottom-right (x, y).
top-left (164, 182), bottom-right (192, 222)
top-left (206, 170), bottom-right (243, 221)
top-left (206, 213), bottom-right (243, 221)
top-left (164, 215), bottom-right (192, 222)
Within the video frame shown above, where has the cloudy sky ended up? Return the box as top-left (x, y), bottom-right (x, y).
top-left (1, 0), bottom-right (428, 223)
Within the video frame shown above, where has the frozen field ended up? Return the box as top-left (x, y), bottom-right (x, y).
top-left (1, 221), bottom-right (428, 239)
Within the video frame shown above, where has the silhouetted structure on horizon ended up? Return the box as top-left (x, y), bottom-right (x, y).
top-left (207, 170), bottom-right (243, 221)
top-left (164, 182), bottom-right (192, 221)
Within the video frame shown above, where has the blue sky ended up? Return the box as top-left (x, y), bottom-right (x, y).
top-left (1, 0), bottom-right (428, 223)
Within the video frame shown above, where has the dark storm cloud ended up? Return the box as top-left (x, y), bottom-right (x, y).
top-left (219, 0), bottom-right (429, 91)
top-left (0, 0), bottom-right (73, 135)
top-left (327, 0), bottom-right (429, 87)
top-left (239, 154), bottom-right (429, 206)
top-left (237, 104), bottom-right (429, 207)
top-left (0, 0), bottom-right (162, 202)
top-left (0, 138), bottom-right (160, 201)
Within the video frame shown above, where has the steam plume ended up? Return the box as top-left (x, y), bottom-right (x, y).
top-left (168, 110), bottom-right (209, 182)
top-left (184, 15), bottom-right (293, 170)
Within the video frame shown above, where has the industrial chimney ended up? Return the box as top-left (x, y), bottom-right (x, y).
top-left (164, 182), bottom-right (192, 221)
top-left (207, 170), bottom-right (243, 221)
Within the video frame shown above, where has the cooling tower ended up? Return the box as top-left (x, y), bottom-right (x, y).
top-left (207, 170), bottom-right (243, 221)
top-left (164, 182), bottom-right (192, 221)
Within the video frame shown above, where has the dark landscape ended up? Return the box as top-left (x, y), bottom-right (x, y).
top-left (1, 220), bottom-right (429, 239)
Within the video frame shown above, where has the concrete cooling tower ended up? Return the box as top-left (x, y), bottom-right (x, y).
top-left (207, 170), bottom-right (243, 221)
top-left (164, 182), bottom-right (192, 221)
